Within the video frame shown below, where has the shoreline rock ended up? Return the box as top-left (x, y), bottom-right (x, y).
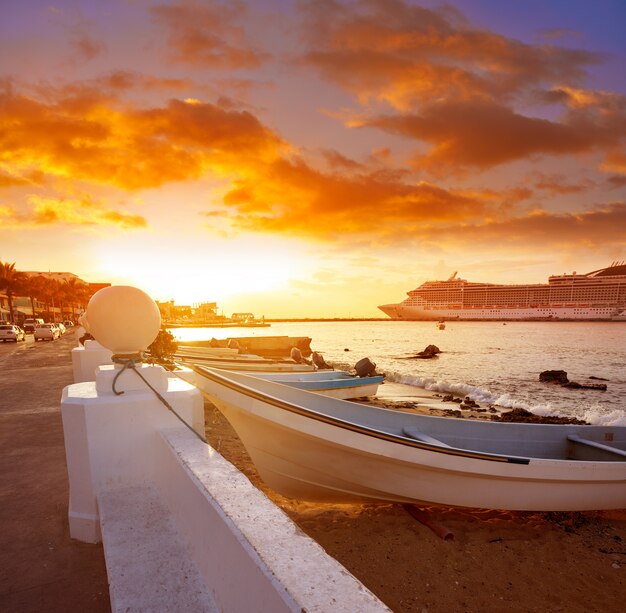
top-left (539, 370), bottom-right (607, 391)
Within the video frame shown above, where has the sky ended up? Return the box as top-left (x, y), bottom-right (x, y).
top-left (1, 0), bottom-right (625, 317)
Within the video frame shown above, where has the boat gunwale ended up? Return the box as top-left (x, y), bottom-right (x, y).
top-left (188, 364), bottom-right (532, 465)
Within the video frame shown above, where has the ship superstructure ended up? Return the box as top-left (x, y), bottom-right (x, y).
top-left (378, 263), bottom-right (626, 321)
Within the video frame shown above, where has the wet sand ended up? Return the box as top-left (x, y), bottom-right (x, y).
top-left (201, 382), bottom-right (625, 613)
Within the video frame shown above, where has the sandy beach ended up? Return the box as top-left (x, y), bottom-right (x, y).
top-left (201, 382), bottom-right (625, 613)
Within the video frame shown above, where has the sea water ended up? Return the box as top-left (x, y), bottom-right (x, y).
top-left (170, 321), bottom-right (626, 426)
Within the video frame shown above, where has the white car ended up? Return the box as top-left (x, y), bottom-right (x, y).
top-left (34, 323), bottom-right (60, 341)
top-left (56, 322), bottom-right (67, 335)
top-left (0, 324), bottom-right (26, 342)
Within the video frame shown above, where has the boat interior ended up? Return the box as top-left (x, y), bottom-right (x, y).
top-left (193, 367), bottom-right (626, 463)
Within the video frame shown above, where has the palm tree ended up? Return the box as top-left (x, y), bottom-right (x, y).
top-left (0, 261), bottom-right (26, 323)
top-left (62, 277), bottom-right (90, 321)
top-left (33, 274), bottom-right (57, 321)
top-left (22, 274), bottom-right (46, 320)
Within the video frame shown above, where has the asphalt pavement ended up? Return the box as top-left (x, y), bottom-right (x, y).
top-left (0, 329), bottom-right (110, 612)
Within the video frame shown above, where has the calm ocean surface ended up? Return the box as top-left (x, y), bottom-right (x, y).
top-left (170, 321), bottom-right (626, 426)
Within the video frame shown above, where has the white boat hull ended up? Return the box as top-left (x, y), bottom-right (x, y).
top-left (185, 366), bottom-right (382, 401)
top-left (190, 368), bottom-right (626, 511)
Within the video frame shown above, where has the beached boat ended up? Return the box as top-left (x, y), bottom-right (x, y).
top-left (175, 352), bottom-right (317, 372)
top-left (178, 345), bottom-right (240, 357)
top-left (183, 367), bottom-right (626, 511)
top-left (191, 364), bottom-right (384, 400)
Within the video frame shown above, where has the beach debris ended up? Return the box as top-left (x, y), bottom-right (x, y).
top-left (539, 370), bottom-right (607, 391)
top-left (354, 357), bottom-right (377, 377)
top-left (589, 375), bottom-right (609, 381)
top-left (403, 505), bottom-right (454, 540)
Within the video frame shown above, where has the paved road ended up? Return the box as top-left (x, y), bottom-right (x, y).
top-left (0, 330), bottom-right (110, 612)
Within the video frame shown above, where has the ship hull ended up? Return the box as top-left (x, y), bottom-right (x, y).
top-left (379, 305), bottom-right (626, 322)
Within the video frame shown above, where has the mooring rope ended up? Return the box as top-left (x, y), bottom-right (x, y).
top-left (111, 355), bottom-right (208, 444)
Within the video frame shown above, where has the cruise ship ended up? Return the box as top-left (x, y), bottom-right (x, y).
top-left (378, 263), bottom-right (626, 321)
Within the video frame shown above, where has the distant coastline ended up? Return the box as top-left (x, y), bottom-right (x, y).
top-left (166, 318), bottom-right (389, 327)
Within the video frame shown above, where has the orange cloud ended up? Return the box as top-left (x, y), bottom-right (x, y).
top-left (361, 97), bottom-right (624, 173)
top-left (0, 194), bottom-right (146, 229)
top-left (0, 86), bottom-right (284, 190)
top-left (210, 147), bottom-right (624, 251)
top-left (151, 0), bottom-right (268, 69)
top-left (220, 155), bottom-right (498, 240)
top-left (297, 1), bottom-right (625, 174)
top-left (418, 203), bottom-right (626, 250)
top-left (299, 0), bottom-right (601, 108)
top-left (530, 173), bottom-right (594, 195)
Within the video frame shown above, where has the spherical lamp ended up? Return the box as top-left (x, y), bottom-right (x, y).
top-left (86, 286), bottom-right (161, 359)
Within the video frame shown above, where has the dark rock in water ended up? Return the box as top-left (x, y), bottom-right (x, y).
top-left (442, 394), bottom-right (454, 402)
top-left (563, 381), bottom-right (607, 391)
top-left (493, 408), bottom-right (588, 425)
top-left (452, 397), bottom-right (462, 403)
top-left (540, 370), bottom-right (607, 391)
top-left (539, 370), bottom-right (569, 384)
top-left (589, 376), bottom-right (609, 381)
top-left (413, 344), bottom-right (441, 359)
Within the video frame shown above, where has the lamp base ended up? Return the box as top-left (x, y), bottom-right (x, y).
top-left (95, 363), bottom-right (168, 395)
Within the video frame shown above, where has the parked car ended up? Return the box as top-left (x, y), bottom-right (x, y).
top-left (34, 323), bottom-right (60, 341)
top-left (23, 318), bottom-right (44, 333)
top-left (0, 324), bottom-right (26, 342)
top-left (56, 322), bottom-right (67, 335)
top-left (63, 320), bottom-right (75, 327)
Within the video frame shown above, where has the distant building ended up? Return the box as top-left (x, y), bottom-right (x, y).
top-left (232, 312), bottom-right (255, 322)
top-left (24, 271), bottom-right (82, 282)
top-left (194, 302), bottom-right (219, 320)
top-left (156, 300), bottom-right (192, 321)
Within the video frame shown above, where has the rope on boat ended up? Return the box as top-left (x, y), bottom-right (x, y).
top-left (111, 355), bottom-right (208, 444)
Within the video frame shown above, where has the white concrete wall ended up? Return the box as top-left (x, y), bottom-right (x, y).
top-left (71, 339), bottom-right (113, 383)
top-left (154, 428), bottom-right (387, 612)
top-left (61, 366), bottom-right (202, 542)
top-left (61, 369), bottom-right (388, 612)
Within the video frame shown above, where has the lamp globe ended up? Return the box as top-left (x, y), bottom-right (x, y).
top-left (86, 286), bottom-right (161, 357)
